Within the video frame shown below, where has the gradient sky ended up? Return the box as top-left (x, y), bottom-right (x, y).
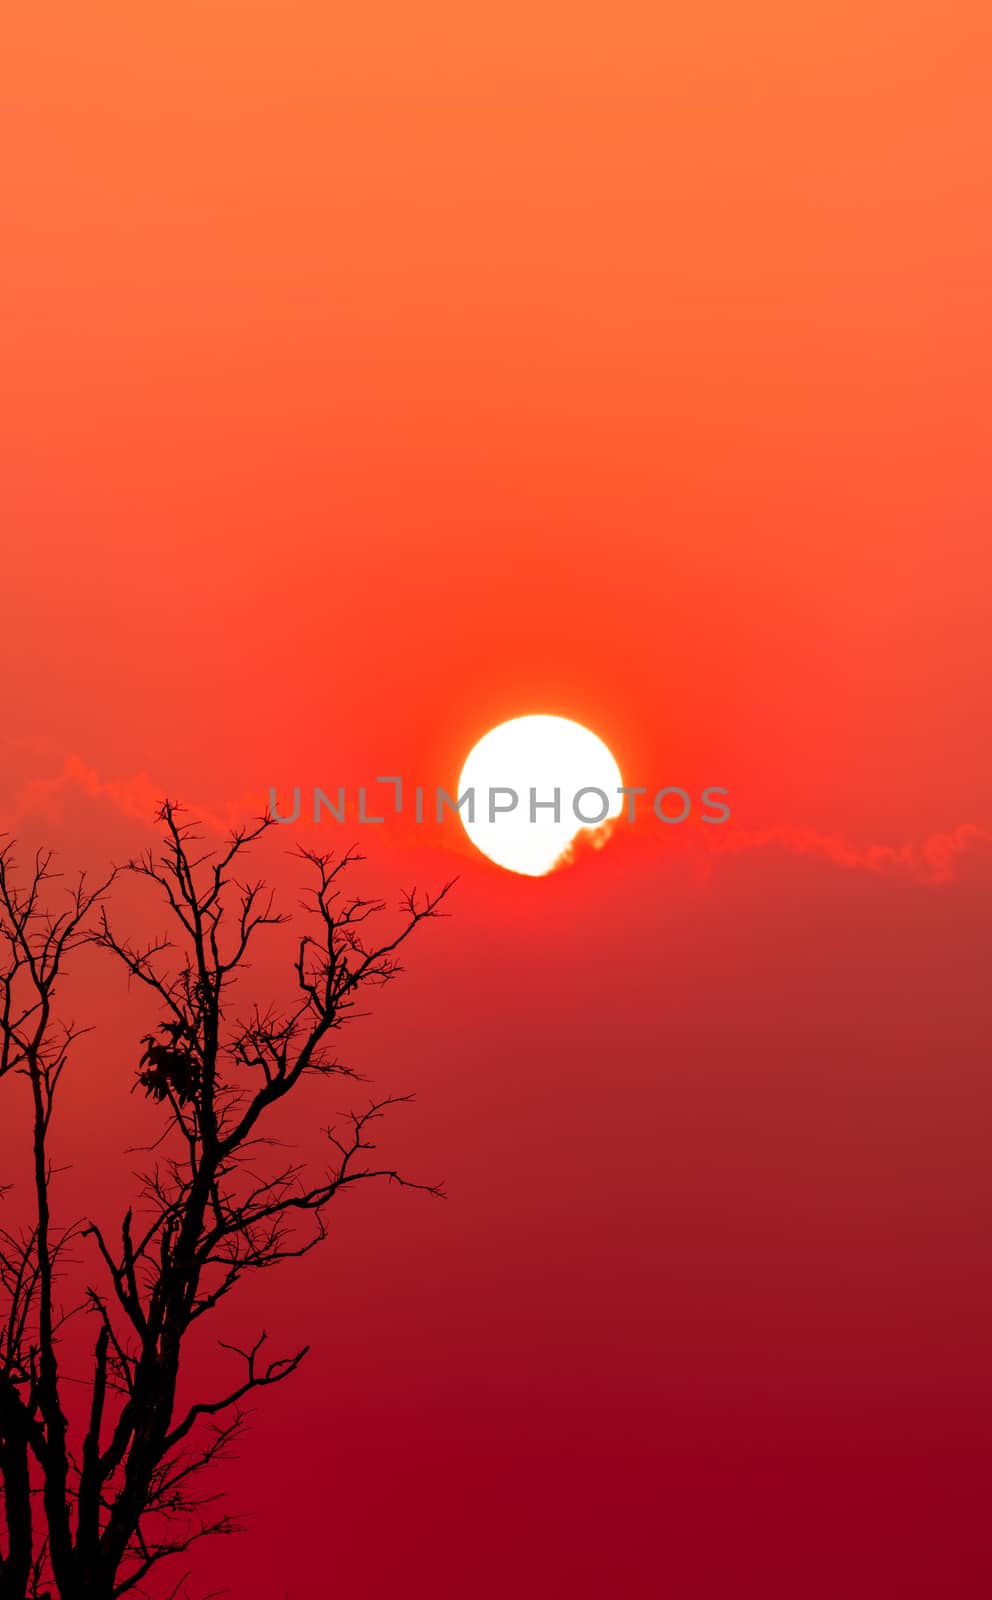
top-left (2, 5), bottom-right (991, 1597)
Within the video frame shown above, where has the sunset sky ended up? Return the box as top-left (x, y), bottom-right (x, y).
top-left (2, 4), bottom-right (991, 1596)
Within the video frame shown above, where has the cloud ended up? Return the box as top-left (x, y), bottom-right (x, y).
top-left (562, 811), bottom-right (991, 886)
top-left (4, 752), bottom-right (989, 888)
top-left (2, 754), bottom-right (264, 839)
top-left (9, 756), bottom-right (164, 827)
top-left (695, 819), bottom-right (992, 885)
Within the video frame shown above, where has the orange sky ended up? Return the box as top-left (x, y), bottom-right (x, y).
top-left (2, 5), bottom-right (991, 1597)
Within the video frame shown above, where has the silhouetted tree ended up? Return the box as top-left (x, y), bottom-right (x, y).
top-left (0, 805), bottom-right (451, 1600)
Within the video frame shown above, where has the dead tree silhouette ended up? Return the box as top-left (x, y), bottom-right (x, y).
top-left (0, 805), bottom-right (452, 1600)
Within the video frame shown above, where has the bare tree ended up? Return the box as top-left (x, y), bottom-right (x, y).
top-left (0, 806), bottom-right (451, 1600)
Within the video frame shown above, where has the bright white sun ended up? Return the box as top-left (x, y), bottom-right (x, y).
top-left (457, 715), bottom-right (623, 876)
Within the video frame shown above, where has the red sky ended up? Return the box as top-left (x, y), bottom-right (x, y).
top-left (2, 4), bottom-right (991, 1596)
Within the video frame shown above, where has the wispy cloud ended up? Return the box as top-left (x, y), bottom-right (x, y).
top-left (4, 751), bottom-right (989, 887)
top-left (10, 755), bottom-right (163, 826)
top-left (2, 754), bottom-right (264, 839)
top-left (698, 820), bottom-right (991, 885)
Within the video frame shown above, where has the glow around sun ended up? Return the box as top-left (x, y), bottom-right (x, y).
top-left (457, 715), bottom-right (623, 876)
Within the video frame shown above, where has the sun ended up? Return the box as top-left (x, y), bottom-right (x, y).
top-left (457, 715), bottom-right (623, 876)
